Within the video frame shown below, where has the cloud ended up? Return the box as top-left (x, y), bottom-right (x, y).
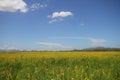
top-left (48, 18), bottom-right (63, 24)
top-left (48, 11), bottom-right (73, 23)
top-left (37, 42), bottom-right (72, 50)
top-left (80, 23), bottom-right (85, 26)
top-left (0, 0), bottom-right (28, 13)
top-left (52, 37), bottom-right (106, 46)
top-left (0, 45), bottom-right (18, 51)
top-left (49, 11), bottom-right (73, 19)
top-left (49, 19), bottom-right (57, 24)
top-left (89, 38), bottom-right (106, 46)
top-left (31, 3), bottom-right (47, 11)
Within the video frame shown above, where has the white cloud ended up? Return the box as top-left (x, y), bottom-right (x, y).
top-left (89, 38), bottom-right (106, 46)
top-left (37, 42), bottom-right (72, 50)
top-left (52, 37), bottom-right (106, 46)
top-left (48, 11), bottom-right (73, 23)
top-left (0, 45), bottom-right (18, 51)
top-left (48, 19), bottom-right (57, 24)
top-left (0, 0), bottom-right (28, 13)
top-left (31, 3), bottom-right (47, 11)
top-left (80, 23), bottom-right (85, 26)
top-left (49, 11), bottom-right (73, 19)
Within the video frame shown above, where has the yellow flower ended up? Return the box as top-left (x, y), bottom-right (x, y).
top-left (27, 74), bottom-right (30, 79)
top-left (84, 77), bottom-right (89, 80)
top-left (51, 69), bottom-right (54, 74)
top-left (82, 68), bottom-right (84, 73)
top-left (90, 73), bottom-right (94, 77)
top-left (71, 78), bottom-right (74, 80)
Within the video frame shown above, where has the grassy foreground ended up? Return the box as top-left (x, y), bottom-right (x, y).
top-left (0, 51), bottom-right (120, 80)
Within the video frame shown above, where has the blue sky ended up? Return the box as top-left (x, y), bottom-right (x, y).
top-left (0, 0), bottom-right (120, 50)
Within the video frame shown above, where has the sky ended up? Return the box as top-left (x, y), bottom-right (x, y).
top-left (0, 0), bottom-right (120, 51)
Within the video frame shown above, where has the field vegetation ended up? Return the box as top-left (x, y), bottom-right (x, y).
top-left (0, 51), bottom-right (120, 80)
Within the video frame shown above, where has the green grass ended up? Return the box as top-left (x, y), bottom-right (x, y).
top-left (0, 52), bottom-right (120, 80)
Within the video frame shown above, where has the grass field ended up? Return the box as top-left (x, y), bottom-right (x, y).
top-left (0, 51), bottom-right (120, 80)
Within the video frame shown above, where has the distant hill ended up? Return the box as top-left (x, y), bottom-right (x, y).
top-left (0, 47), bottom-right (120, 52)
top-left (0, 49), bottom-right (20, 52)
top-left (73, 47), bottom-right (120, 51)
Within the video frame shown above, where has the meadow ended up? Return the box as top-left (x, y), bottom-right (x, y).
top-left (0, 51), bottom-right (120, 80)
